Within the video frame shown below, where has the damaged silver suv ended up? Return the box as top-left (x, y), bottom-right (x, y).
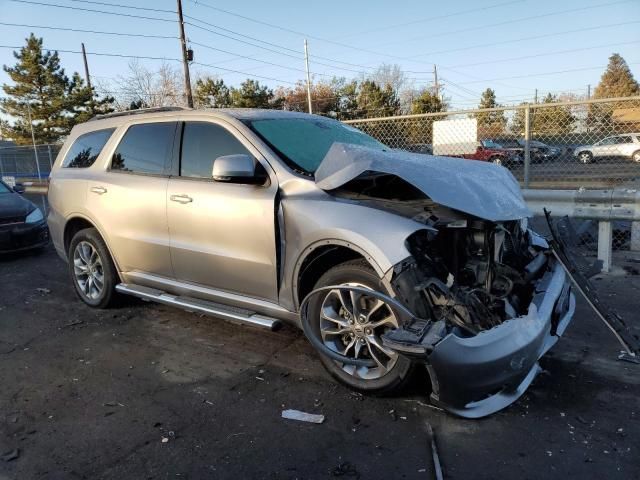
top-left (48, 107), bottom-right (576, 418)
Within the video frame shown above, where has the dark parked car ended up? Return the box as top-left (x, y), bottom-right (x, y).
top-left (0, 180), bottom-right (49, 253)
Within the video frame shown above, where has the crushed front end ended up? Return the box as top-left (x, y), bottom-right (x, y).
top-left (384, 216), bottom-right (575, 418)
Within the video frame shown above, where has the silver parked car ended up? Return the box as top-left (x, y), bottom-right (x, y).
top-left (48, 107), bottom-right (576, 418)
top-left (573, 133), bottom-right (640, 163)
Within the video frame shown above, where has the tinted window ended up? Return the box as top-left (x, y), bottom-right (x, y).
top-left (62, 128), bottom-right (115, 168)
top-left (111, 122), bottom-right (176, 174)
top-left (0, 182), bottom-right (11, 194)
top-left (618, 136), bottom-right (633, 144)
top-left (181, 122), bottom-right (251, 178)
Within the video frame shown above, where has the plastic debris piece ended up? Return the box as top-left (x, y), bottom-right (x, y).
top-left (281, 409), bottom-right (325, 424)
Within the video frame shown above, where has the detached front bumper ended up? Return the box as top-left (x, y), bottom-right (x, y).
top-left (427, 259), bottom-right (575, 418)
top-left (0, 220), bottom-right (49, 254)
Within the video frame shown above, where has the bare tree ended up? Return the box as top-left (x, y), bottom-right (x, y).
top-left (110, 60), bottom-right (185, 110)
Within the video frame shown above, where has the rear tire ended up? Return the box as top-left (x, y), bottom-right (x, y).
top-left (632, 150), bottom-right (640, 163)
top-left (306, 259), bottom-right (414, 395)
top-left (490, 156), bottom-right (503, 166)
top-left (68, 227), bottom-right (119, 308)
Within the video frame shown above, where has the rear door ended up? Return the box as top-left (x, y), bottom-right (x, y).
top-left (167, 120), bottom-right (279, 301)
top-left (85, 121), bottom-right (178, 278)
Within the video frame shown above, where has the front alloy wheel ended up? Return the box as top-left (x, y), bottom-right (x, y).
top-left (308, 259), bottom-right (414, 394)
top-left (319, 284), bottom-right (399, 380)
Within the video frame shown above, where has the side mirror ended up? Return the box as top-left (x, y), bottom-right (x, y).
top-left (212, 154), bottom-right (265, 185)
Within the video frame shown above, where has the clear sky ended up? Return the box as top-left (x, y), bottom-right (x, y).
top-left (1, 0), bottom-right (639, 109)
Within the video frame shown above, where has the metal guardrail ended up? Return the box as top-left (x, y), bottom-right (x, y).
top-left (524, 187), bottom-right (640, 272)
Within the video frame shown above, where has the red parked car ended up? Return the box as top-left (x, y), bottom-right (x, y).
top-left (454, 140), bottom-right (518, 167)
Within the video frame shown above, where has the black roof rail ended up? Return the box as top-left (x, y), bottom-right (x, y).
top-left (89, 106), bottom-right (190, 122)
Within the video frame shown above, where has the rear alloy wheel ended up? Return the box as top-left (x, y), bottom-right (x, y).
top-left (490, 156), bottom-right (504, 166)
top-left (68, 228), bottom-right (119, 308)
top-left (632, 150), bottom-right (640, 163)
top-left (578, 151), bottom-right (593, 164)
top-left (307, 260), bottom-right (413, 394)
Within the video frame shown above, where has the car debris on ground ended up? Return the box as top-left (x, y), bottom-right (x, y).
top-left (281, 409), bottom-right (325, 424)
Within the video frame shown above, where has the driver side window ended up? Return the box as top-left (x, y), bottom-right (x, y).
top-left (180, 122), bottom-right (252, 178)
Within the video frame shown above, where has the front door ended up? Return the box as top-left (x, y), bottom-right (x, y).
top-left (167, 121), bottom-right (279, 302)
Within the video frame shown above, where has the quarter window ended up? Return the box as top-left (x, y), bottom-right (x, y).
top-left (62, 128), bottom-right (115, 168)
top-left (111, 122), bottom-right (177, 175)
top-left (180, 122), bottom-right (252, 178)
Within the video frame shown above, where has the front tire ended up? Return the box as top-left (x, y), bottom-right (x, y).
top-left (307, 259), bottom-right (413, 395)
top-left (632, 150), bottom-right (640, 163)
top-left (68, 228), bottom-right (119, 308)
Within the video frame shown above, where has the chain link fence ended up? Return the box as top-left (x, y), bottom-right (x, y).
top-left (345, 96), bottom-right (640, 253)
top-left (0, 143), bottom-right (60, 182)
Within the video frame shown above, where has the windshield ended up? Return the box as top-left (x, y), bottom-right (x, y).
top-left (0, 182), bottom-right (11, 194)
top-left (245, 117), bottom-right (387, 174)
top-left (481, 140), bottom-right (503, 149)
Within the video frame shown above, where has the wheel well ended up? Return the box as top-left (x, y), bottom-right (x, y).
top-left (296, 245), bottom-right (366, 307)
top-left (63, 217), bottom-right (95, 254)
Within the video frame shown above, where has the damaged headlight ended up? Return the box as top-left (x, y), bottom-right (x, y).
top-left (25, 208), bottom-right (44, 224)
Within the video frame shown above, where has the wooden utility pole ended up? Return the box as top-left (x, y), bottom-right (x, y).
top-left (176, 0), bottom-right (193, 108)
top-left (304, 39), bottom-right (313, 114)
top-left (433, 64), bottom-right (439, 101)
top-left (81, 43), bottom-right (92, 91)
top-left (587, 84), bottom-right (591, 99)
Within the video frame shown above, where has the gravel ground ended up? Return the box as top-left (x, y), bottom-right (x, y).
top-left (1, 245), bottom-right (639, 480)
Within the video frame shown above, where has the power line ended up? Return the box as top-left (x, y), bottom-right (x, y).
top-left (65, 0), bottom-right (175, 14)
top-left (8, 0), bottom-right (175, 23)
top-left (0, 45), bottom-right (297, 85)
top-left (455, 63), bottom-right (640, 85)
top-left (404, 19), bottom-right (640, 59)
top-left (445, 40), bottom-right (640, 70)
top-left (0, 22), bottom-right (178, 39)
top-left (339, 0), bottom-right (526, 38)
top-left (373, 0), bottom-right (634, 50)
top-left (184, 16), bottom-right (301, 55)
top-left (0, 44), bottom-right (181, 61)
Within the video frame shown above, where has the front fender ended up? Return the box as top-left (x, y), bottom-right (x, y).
top-left (279, 197), bottom-right (428, 311)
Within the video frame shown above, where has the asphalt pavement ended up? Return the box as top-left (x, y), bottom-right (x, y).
top-left (1, 245), bottom-right (639, 479)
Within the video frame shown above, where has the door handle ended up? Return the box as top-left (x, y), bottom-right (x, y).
top-left (170, 194), bottom-right (193, 204)
top-left (90, 186), bottom-right (107, 195)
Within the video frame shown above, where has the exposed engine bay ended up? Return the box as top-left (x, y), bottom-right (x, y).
top-left (332, 174), bottom-right (550, 338)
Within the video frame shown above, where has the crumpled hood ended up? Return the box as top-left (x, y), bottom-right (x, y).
top-left (315, 143), bottom-right (531, 222)
top-left (0, 192), bottom-right (34, 220)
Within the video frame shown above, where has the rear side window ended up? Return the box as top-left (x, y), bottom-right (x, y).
top-left (111, 122), bottom-right (177, 175)
top-left (180, 122), bottom-right (251, 178)
top-left (62, 128), bottom-right (115, 168)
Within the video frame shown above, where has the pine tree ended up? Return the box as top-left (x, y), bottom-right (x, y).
top-left (229, 79), bottom-right (273, 108)
top-left (589, 53), bottom-right (639, 131)
top-left (0, 34), bottom-right (113, 144)
top-left (593, 53), bottom-right (639, 99)
top-left (531, 93), bottom-right (575, 135)
top-left (475, 88), bottom-right (506, 137)
top-left (410, 89), bottom-right (444, 114)
top-left (194, 77), bottom-right (231, 108)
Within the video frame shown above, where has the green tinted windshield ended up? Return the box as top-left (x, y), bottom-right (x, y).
top-left (246, 117), bottom-right (386, 174)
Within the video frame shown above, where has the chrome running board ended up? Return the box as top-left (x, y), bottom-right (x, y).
top-left (115, 283), bottom-right (282, 331)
